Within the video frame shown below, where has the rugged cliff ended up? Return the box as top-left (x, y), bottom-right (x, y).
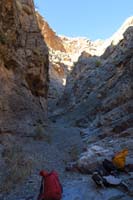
top-left (35, 12), bottom-right (103, 111)
top-left (36, 12), bottom-right (66, 52)
top-left (0, 0), bottom-right (49, 135)
top-left (37, 14), bottom-right (133, 118)
top-left (52, 18), bottom-right (133, 138)
top-left (0, 3), bottom-right (133, 199)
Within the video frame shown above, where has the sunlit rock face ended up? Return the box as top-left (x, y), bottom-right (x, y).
top-left (36, 12), bottom-right (66, 52)
top-left (96, 16), bottom-right (133, 56)
top-left (37, 13), bottom-right (132, 116)
top-left (36, 12), bottom-right (103, 111)
top-left (0, 0), bottom-right (49, 135)
top-left (53, 19), bottom-right (133, 136)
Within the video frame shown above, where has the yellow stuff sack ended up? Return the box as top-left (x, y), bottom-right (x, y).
top-left (112, 149), bottom-right (128, 169)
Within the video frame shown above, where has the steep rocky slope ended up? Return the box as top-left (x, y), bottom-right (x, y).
top-left (36, 12), bottom-right (66, 52)
top-left (37, 14), bottom-right (133, 115)
top-left (96, 16), bottom-right (133, 56)
top-left (48, 39), bottom-right (104, 110)
top-left (52, 18), bottom-right (133, 137)
top-left (35, 11), bottom-right (105, 111)
top-left (0, 0), bottom-right (49, 135)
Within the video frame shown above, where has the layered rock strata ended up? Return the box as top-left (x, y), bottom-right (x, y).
top-left (53, 21), bottom-right (133, 137)
top-left (0, 0), bottom-right (49, 135)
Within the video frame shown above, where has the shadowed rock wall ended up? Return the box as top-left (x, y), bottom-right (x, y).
top-left (0, 0), bottom-right (49, 135)
top-left (54, 26), bottom-right (133, 136)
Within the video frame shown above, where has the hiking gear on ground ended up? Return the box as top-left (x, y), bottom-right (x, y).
top-left (125, 164), bottom-right (133, 172)
top-left (37, 178), bottom-right (44, 200)
top-left (37, 170), bottom-right (62, 200)
top-left (96, 164), bottom-right (109, 176)
top-left (103, 175), bottom-right (122, 186)
top-left (112, 149), bottom-right (128, 169)
top-left (92, 171), bottom-right (106, 188)
top-left (102, 159), bottom-right (118, 175)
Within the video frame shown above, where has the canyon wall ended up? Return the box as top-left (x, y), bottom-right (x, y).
top-left (52, 19), bottom-right (133, 138)
top-left (37, 14), bottom-right (133, 119)
top-left (0, 0), bottom-right (49, 135)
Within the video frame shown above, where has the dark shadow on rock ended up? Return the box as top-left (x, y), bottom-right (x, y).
top-left (50, 27), bottom-right (133, 135)
top-left (0, 0), bottom-right (49, 135)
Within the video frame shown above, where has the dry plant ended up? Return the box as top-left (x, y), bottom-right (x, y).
top-left (69, 145), bottom-right (79, 161)
top-left (95, 60), bottom-right (101, 67)
top-left (0, 143), bottom-right (33, 193)
top-left (33, 124), bottom-right (51, 143)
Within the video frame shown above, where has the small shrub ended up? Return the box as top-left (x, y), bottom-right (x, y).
top-left (53, 88), bottom-right (58, 96)
top-left (33, 124), bottom-right (51, 143)
top-left (69, 145), bottom-right (79, 161)
top-left (0, 34), bottom-right (7, 45)
top-left (95, 60), bottom-right (101, 67)
top-left (33, 48), bottom-right (41, 56)
top-left (0, 144), bottom-right (33, 193)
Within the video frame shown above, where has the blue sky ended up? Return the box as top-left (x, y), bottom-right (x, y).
top-left (34, 0), bottom-right (133, 40)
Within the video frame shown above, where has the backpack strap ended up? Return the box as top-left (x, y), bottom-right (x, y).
top-left (37, 177), bottom-right (44, 200)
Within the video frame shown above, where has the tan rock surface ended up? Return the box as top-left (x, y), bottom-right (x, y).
top-left (0, 0), bottom-right (49, 135)
top-left (36, 12), bottom-right (66, 52)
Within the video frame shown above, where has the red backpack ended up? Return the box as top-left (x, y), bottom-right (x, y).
top-left (37, 170), bottom-right (63, 200)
